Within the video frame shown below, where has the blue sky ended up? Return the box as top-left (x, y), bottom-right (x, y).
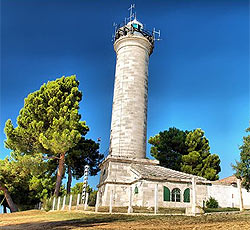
top-left (0, 0), bottom-right (249, 190)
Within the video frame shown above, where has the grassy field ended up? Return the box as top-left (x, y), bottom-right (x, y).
top-left (0, 210), bottom-right (250, 230)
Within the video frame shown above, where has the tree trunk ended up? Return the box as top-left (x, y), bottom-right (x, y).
top-left (0, 185), bottom-right (18, 212)
top-left (54, 152), bottom-right (66, 197)
top-left (3, 205), bottom-right (7, 213)
top-left (66, 165), bottom-right (72, 194)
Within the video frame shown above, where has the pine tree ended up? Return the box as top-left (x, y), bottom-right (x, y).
top-left (181, 128), bottom-right (221, 180)
top-left (233, 126), bottom-right (250, 191)
top-left (65, 138), bottom-right (103, 194)
top-left (149, 127), bottom-right (221, 180)
top-left (4, 76), bottom-right (89, 197)
top-left (148, 127), bottom-right (188, 171)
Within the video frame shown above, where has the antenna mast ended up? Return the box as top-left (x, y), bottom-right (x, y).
top-left (128, 4), bottom-right (135, 22)
top-left (153, 28), bottom-right (161, 41)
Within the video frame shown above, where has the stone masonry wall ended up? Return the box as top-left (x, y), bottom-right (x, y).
top-left (98, 160), bottom-right (208, 208)
top-left (109, 35), bottom-right (153, 159)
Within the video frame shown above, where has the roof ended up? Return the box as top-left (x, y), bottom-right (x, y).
top-left (131, 163), bottom-right (207, 183)
top-left (213, 175), bottom-right (237, 185)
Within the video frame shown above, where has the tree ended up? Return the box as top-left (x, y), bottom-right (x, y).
top-left (233, 126), bottom-right (250, 191)
top-left (4, 76), bottom-right (89, 197)
top-left (206, 197), bottom-right (219, 208)
top-left (0, 193), bottom-right (9, 213)
top-left (148, 127), bottom-right (188, 171)
top-left (66, 138), bottom-right (103, 194)
top-left (0, 154), bottom-right (50, 212)
top-left (149, 127), bottom-right (221, 180)
top-left (181, 128), bottom-right (221, 180)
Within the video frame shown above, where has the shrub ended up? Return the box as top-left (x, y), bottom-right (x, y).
top-left (42, 197), bottom-right (53, 212)
top-left (204, 207), bottom-right (239, 213)
top-left (206, 197), bottom-right (219, 208)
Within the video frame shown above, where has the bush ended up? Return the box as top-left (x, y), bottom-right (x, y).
top-left (206, 197), bottom-right (219, 208)
top-left (204, 207), bottom-right (239, 213)
top-left (42, 197), bottom-right (53, 212)
top-left (88, 190), bottom-right (97, 206)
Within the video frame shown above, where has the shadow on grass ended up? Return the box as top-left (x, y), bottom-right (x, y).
top-left (0, 214), bottom-right (137, 230)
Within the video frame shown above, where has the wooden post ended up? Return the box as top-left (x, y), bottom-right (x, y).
top-left (57, 196), bottom-right (61, 210)
top-left (68, 195), bottom-right (72, 211)
top-left (128, 186), bottom-right (133, 213)
top-left (52, 197), bottom-right (56, 211)
top-left (95, 191), bottom-right (100, 212)
top-left (61, 195), bottom-right (66, 210)
top-left (154, 184), bottom-right (158, 214)
top-left (76, 194), bottom-right (80, 210)
top-left (192, 177), bottom-right (196, 215)
top-left (109, 190), bottom-right (113, 214)
top-left (84, 193), bottom-right (89, 210)
top-left (237, 178), bottom-right (244, 211)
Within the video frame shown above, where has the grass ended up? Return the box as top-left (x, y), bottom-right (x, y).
top-left (0, 209), bottom-right (249, 229)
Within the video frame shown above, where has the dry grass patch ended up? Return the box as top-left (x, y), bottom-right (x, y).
top-left (0, 210), bottom-right (249, 230)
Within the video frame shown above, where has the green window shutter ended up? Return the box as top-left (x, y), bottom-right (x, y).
top-left (184, 188), bottom-right (190, 203)
top-left (134, 186), bottom-right (138, 194)
top-left (163, 186), bottom-right (170, 201)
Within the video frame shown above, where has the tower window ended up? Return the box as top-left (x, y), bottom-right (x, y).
top-left (132, 23), bottom-right (138, 29)
top-left (171, 188), bottom-right (181, 202)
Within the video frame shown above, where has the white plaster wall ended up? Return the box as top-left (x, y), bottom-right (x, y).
top-left (207, 184), bottom-right (239, 208)
top-left (242, 188), bottom-right (250, 208)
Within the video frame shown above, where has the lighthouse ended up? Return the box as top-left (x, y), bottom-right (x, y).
top-left (109, 13), bottom-right (154, 159)
top-left (97, 5), bottom-right (160, 208)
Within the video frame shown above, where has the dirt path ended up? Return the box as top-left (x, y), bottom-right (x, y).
top-left (0, 210), bottom-right (250, 230)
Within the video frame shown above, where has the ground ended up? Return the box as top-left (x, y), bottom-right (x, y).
top-left (0, 210), bottom-right (250, 230)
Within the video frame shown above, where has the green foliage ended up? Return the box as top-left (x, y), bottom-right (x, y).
top-left (4, 75), bottom-right (88, 157)
top-left (181, 128), bottom-right (221, 180)
top-left (233, 126), bottom-right (250, 191)
top-left (204, 207), bottom-right (240, 213)
top-left (148, 127), bottom-right (188, 171)
top-left (43, 198), bottom-right (53, 212)
top-left (3, 75), bottom-right (103, 196)
top-left (149, 127), bottom-right (221, 180)
top-left (67, 138), bottom-right (104, 178)
top-left (0, 155), bottom-right (55, 210)
top-left (206, 197), bottom-right (219, 208)
top-left (71, 182), bottom-right (97, 206)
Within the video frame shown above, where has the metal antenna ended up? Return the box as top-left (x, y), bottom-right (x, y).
top-left (153, 28), bottom-right (161, 41)
top-left (113, 22), bottom-right (117, 29)
top-left (112, 22), bottom-right (117, 41)
top-left (128, 4), bottom-right (135, 22)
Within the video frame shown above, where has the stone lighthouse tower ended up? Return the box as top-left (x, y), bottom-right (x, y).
top-left (109, 18), bottom-right (154, 159)
top-left (97, 6), bottom-right (159, 208)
